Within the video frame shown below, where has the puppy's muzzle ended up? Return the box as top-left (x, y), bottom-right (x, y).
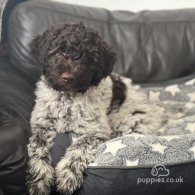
top-left (62, 72), bottom-right (75, 82)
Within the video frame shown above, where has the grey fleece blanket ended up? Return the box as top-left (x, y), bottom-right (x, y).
top-left (89, 77), bottom-right (195, 167)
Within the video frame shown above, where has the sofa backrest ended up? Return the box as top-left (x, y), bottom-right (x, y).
top-left (8, 0), bottom-right (195, 83)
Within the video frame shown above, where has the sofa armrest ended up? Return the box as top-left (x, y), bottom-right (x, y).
top-left (0, 56), bottom-right (33, 194)
top-left (0, 115), bottom-right (28, 195)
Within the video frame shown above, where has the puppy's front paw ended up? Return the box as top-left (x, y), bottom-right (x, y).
top-left (27, 158), bottom-right (54, 195)
top-left (55, 159), bottom-right (83, 194)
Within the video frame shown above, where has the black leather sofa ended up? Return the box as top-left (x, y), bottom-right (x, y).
top-left (1, 0), bottom-right (195, 194)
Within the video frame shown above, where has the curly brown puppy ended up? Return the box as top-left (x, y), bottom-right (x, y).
top-left (27, 23), bottom-right (167, 195)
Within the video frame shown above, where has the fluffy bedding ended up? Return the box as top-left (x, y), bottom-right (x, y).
top-left (88, 76), bottom-right (195, 167)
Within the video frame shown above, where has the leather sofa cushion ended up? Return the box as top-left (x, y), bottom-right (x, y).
top-left (8, 1), bottom-right (195, 83)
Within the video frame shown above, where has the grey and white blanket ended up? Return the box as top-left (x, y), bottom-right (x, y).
top-left (89, 76), bottom-right (195, 167)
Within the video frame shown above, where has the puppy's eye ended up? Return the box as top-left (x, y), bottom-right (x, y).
top-left (72, 50), bottom-right (83, 60)
top-left (58, 48), bottom-right (69, 58)
top-left (48, 47), bottom-right (59, 55)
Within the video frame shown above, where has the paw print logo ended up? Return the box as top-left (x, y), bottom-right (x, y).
top-left (151, 164), bottom-right (170, 177)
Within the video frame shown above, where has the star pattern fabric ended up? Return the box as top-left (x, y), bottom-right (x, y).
top-left (186, 122), bottom-right (195, 133)
top-left (103, 140), bottom-right (127, 155)
top-left (90, 133), bottom-right (195, 167)
top-left (149, 91), bottom-right (160, 101)
top-left (165, 84), bottom-right (180, 96)
top-left (126, 159), bottom-right (139, 166)
top-left (189, 145), bottom-right (195, 157)
top-left (128, 133), bottom-right (146, 139)
top-left (188, 92), bottom-right (195, 102)
top-left (185, 78), bottom-right (195, 85)
top-left (185, 102), bottom-right (195, 109)
top-left (85, 77), bottom-right (195, 167)
top-left (161, 135), bottom-right (180, 141)
top-left (150, 143), bottom-right (167, 154)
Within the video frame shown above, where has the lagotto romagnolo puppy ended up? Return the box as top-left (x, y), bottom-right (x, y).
top-left (26, 23), bottom-right (167, 194)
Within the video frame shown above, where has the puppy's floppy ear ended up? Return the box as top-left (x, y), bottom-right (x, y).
top-left (30, 34), bottom-right (41, 61)
top-left (92, 42), bottom-right (117, 85)
top-left (101, 42), bottom-right (117, 77)
top-left (30, 28), bottom-right (55, 65)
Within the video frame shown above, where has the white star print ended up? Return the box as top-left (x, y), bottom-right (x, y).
top-left (149, 91), bottom-right (161, 101)
top-left (126, 159), bottom-right (139, 166)
top-left (103, 140), bottom-right (127, 156)
top-left (132, 84), bottom-right (140, 90)
top-left (185, 102), bottom-right (195, 109)
top-left (128, 133), bottom-right (146, 139)
top-left (165, 84), bottom-right (180, 96)
top-left (186, 122), bottom-right (195, 133)
top-left (188, 92), bottom-right (195, 102)
top-left (150, 143), bottom-right (167, 154)
top-left (89, 162), bottom-right (98, 166)
top-left (161, 135), bottom-right (180, 141)
top-left (189, 145), bottom-right (195, 157)
top-left (185, 79), bottom-right (195, 85)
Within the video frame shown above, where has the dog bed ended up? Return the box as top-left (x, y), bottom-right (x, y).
top-left (51, 74), bottom-right (195, 195)
top-left (89, 76), bottom-right (195, 167)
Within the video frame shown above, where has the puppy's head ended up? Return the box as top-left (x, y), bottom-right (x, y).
top-left (31, 23), bottom-right (117, 93)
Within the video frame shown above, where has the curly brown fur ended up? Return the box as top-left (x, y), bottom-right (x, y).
top-left (31, 22), bottom-right (116, 93)
top-left (27, 23), bottom-right (168, 195)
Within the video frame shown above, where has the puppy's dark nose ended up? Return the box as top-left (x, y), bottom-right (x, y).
top-left (62, 72), bottom-right (74, 82)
